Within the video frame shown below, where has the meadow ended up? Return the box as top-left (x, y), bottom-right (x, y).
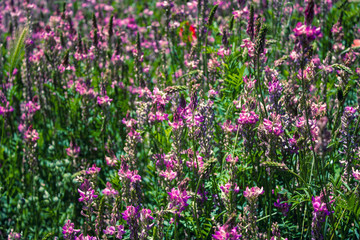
top-left (1, 0), bottom-right (360, 239)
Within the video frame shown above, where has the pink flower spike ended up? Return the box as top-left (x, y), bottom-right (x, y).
top-left (105, 155), bottom-right (118, 166)
top-left (244, 186), bottom-right (264, 201)
top-left (86, 164), bottom-right (101, 175)
top-left (102, 182), bottom-right (119, 197)
top-left (353, 168), bottom-right (360, 181)
top-left (103, 226), bottom-right (116, 235)
top-left (97, 95), bottom-right (113, 106)
top-left (24, 125), bottom-right (39, 142)
top-left (66, 142), bottom-right (80, 158)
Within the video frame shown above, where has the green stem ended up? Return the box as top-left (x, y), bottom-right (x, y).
top-left (174, 214), bottom-right (179, 240)
top-left (1, 118), bottom-right (5, 146)
top-left (256, 55), bottom-right (268, 118)
top-left (193, 176), bottom-right (202, 239)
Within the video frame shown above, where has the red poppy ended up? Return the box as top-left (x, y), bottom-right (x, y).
top-left (179, 22), bottom-right (197, 43)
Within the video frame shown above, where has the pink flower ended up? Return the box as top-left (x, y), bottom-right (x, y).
top-left (293, 22), bottom-right (322, 42)
top-left (97, 95), bottom-right (113, 106)
top-left (344, 106), bottom-right (356, 116)
top-left (186, 155), bottom-right (204, 170)
top-left (312, 194), bottom-right (334, 218)
top-left (213, 226), bottom-right (228, 240)
top-left (63, 220), bottom-right (80, 239)
top-left (168, 188), bottom-right (191, 214)
top-left (8, 229), bottom-right (22, 240)
top-left (102, 182), bottom-right (119, 197)
top-left (78, 187), bottom-right (98, 202)
top-left (140, 209), bottom-right (154, 221)
top-left (288, 136), bottom-right (299, 153)
top-left (105, 155), bottom-right (118, 166)
top-left (220, 182), bottom-right (240, 195)
top-left (0, 101), bottom-right (14, 116)
top-left (226, 155), bottom-right (239, 164)
top-left (232, 10), bottom-right (241, 19)
top-left (353, 168), bottom-right (360, 181)
top-left (24, 125), bottom-right (39, 142)
top-left (213, 225), bottom-right (242, 240)
top-left (263, 115), bottom-right (283, 136)
top-left (119, 167), bottom-right (142, 183)
top-left (18, 123), bottom-right (26, 133)
top-left (128, 128), bottom-right (142, 142)
top-left (127, 170), bottom-right (142, 183)
top-left (25, 101), bottom-right (40, 114)
top-left (293, 22), bottom-right (322, 43)
top-left (221, 120), bottom-right (237, 133)
top-left (244, 186), bottom-right (264, 201)
top-left (74, 234), bottom-right (97, 240)
top-left (12, 68), bottom-right (18, 75)
top-left (168, 119), bottom-right (184, 130)
top-left (122, 118), bottom-right (137, 128)
top-left (155, 112), bottom-right (169, 121)
top-left (296, 116), bottom-right (306, 128)
top-left (66, 142), bottom-right (80, 158)
top-left (103, 226), bottom-right (116, 235)
top-left (241, 39), bottom-right (256, 58)
top-left (243, 75), bottom-right (256, 90)
top-left (159, 169), bottom-right (177, 181)
top-left (86, 164), bottom-right (101, 175)
top-left (268, 80), bottom-right (282, 95)
top-left (238, 111), bottom-right (259, 125)
top-left (122, 206), bottom-right (138, 222)
top-left (209, 89), bottom-right (219, 97)
top-left (116, 225), bottom-right (125, 239)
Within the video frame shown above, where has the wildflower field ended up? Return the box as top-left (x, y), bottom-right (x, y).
top-left (1, 0), bottom-right (360, 239)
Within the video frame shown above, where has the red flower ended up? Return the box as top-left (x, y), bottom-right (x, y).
top-left (179, 22), bottom-right (197, 43)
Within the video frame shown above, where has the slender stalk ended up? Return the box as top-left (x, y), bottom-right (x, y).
top-left (174, 214), bottom-right (179, 240)
top-left (256, 55), bottom-right (268, 118)
top-left (193, 176), bottom-right (202, 239)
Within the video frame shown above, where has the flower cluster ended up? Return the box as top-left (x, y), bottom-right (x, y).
top-left (238, 111), bottom-right (259, 125)
top-left (167, 188), bottom-right (191, 215)
top-left (213, 225), bottom-right (242, 240)
top-left (243, 186), bottom-right (264, 202)
top-left (293, 22), bottom-right (322, 42)
top-left (263, 115), bottom-right (284, 136)
top-left (311, 192), bottom-right (335, 240)
top-left (62, 220), bottom-right (80, 239)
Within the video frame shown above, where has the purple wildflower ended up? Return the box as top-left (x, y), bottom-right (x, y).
top-left (103, 226), bottom-right (116, 235)
top-left (293, 22), bottom-right (322, 41)
top-left (116, 225), bottom-right (125, 239)
top-left (167, 188), bottom-right (191, 214)
top-left (220, 182), bottom-right (240, 195)
top-left (24, 125), bottom-right (39, 142)
top-left (86, 164), bottom-right (101, 175)
top-left (238, 111), bottom-right (259, 125)
top-left (212, 225), bottom-right (241, 240)
top-left (263, 116), bottom-right (284, 136)
top-left (311, 193), bottom-right (334, 240)
top-left (78, 180), bottom-right (98, 203)
top-left (353, 168), bottom-right (360, 181)
top-left (140, 209), bottom-right (154, 221)
top-left (244, 186), bottom-right (264, 202)
top-left (122, 205), bottom-right (138, 222)
top-left (97, 95), bottom-right (113, 106)
top-left (274, 197), bottom-right (291, 216)
top-left (66, 142), bottom-right (80, 158)
top-left (102, 182), bottom-right (119, 197)
top-left (62, 220), bottom-right (80, 239)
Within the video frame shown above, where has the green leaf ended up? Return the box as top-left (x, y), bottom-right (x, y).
top-left (7, 27), bottom-right (28, 77)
